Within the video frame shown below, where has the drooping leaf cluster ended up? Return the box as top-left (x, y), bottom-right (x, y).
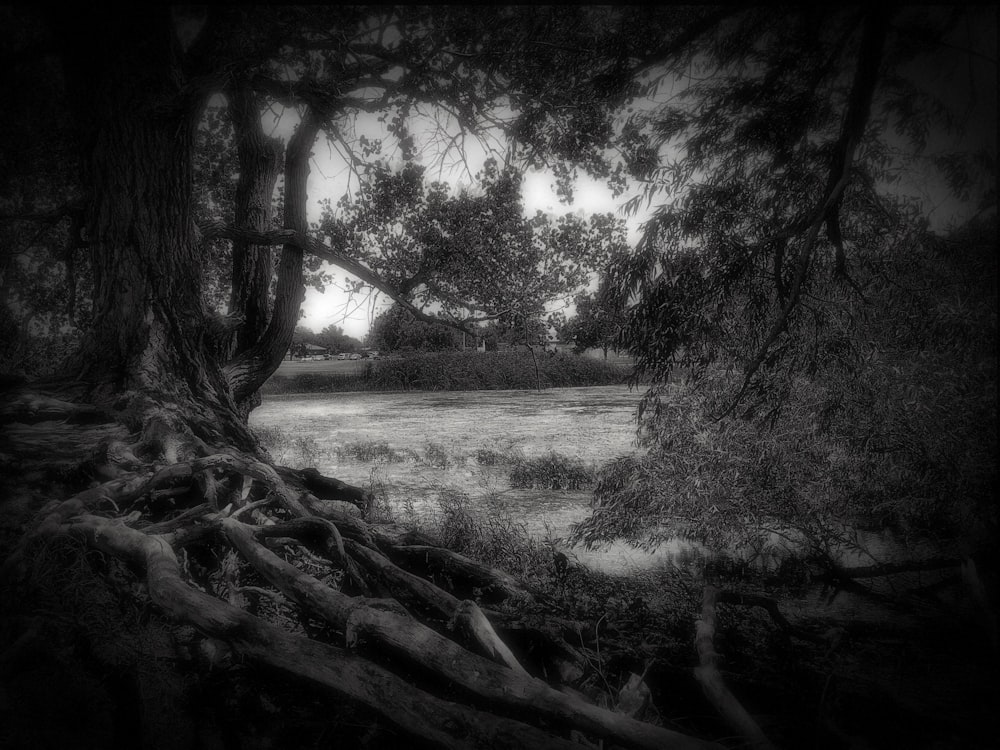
top-left (574, 213), bottom-right (997, 552)
top-left (605, 6), bottom-right (996, 419)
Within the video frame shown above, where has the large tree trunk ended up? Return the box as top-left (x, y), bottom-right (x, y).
top-left (42, 8), bottom-right (255, 451)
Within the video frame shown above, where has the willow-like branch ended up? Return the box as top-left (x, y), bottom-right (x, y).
top-left (715, 8), bottom-right (891, 420)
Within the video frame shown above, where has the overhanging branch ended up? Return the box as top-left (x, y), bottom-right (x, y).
top-left (198, 221), bottom-right (495, 336)
top-left (715, 8), bottom-right (891, 421)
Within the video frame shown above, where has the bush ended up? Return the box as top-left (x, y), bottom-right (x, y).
top-left (335, 440), bottom-right (405, 463)
top-left (261, 351), bottom-right (628, 394)
top-left (429, 488), bottom-right (550, 580)
top-left (474, 438), bottom-right (526, 466)
top-left (574, 216), bottom-right (998, 557)
top-left (508, 452), bottom-right (597, 490)
top-left (422, 442), bottom-right (453, 469)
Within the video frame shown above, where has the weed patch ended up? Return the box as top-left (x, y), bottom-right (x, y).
top-left (474, 438), bottom-right (526, 466)
top-left (427, 488), bottom-right (550, 580)
top-left (422, 441), bottom-right (453, 468)
top-left (335, 440), bottom-right (404, 463)
top-left (508, 452), bottom-right (596, 490)
top-left (253, 426), bottom-right (327, 467)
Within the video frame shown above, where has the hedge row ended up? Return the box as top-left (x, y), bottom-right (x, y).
top-left (260, 351), bottom-right (630, 394)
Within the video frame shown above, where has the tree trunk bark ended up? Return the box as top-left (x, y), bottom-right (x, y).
top-left (46, 8), bottom-right (258, 449)
top-left (227, 83), bottom-right (282, 357)
top-left (226, 109), bottom-right (319, 406)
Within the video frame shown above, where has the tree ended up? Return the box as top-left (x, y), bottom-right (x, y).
top-left (562, 282), bottom-right (626, 358)
top-left (571, 7), bottom-right (997, 574)
top-left (320, 159), bottom-right (626, 336)
top-left (366, 304), bottom-right (463, 352)
top-left (316, 324), bottom-right (363, 354)
top-left (608, 6), bottom-right (996, 417)
top-left (2, 6), bottom-right (737, 749)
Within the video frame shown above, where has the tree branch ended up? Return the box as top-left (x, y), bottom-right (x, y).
top-left (715, 8), bottom-right (891, 420)
top-left (200, 222), bottom-right (499, 337)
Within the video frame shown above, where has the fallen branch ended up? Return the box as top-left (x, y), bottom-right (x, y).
top-left (694, 585), bottom-right (778, 750)
top-left (717, 589), bottom-right (826, 645)
top-left (827, 557), bottom-right (961, 579)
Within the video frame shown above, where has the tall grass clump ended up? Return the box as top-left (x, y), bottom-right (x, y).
top-left (253, 424), bottom-right (288, 456)
top-left (422, 441), bottom-right (453, 468)
top-left (430, 488), bottom-right (550, 580)
top-left (335, 440), bottom-right (405, 463)
top-left (364, 466), bottom-right (397, 524)
top-left (509, 452), bottom-right (597, 490)
top-left (473, 437), bottom-right (525, 466)
top-left (252, 425), bottom-right (327, 467)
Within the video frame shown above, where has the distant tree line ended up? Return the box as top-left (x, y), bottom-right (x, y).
top-left (365, 304), bottom-right (554, 353)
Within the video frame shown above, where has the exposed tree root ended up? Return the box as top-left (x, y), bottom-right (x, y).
top-left (1, 422), bottom-right (725, 750)
top-left (386, 544), bottom-right (531, 604)
top-left (57, 515), bottom-right (580, 750)
top-left (452, 599), bottom-right (531, 674)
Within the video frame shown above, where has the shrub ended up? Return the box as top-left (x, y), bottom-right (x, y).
top-left (473, 438), bottom-right (525, 466)
top-left (335, 440), bottom-right (404, 463)
top-left (508, 452), bottom-right (596, 490)
top-left (428, 488), bottom-right (550, 580)
top-left (262, 351), bottom-right (629, 394)
top-left (422, 442), bottom-right (453, 469)
top-left (364, 466), bottom-right (396, 524)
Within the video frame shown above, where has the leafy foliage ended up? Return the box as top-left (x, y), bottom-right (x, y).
top-left (608, 6), bottom-right (995, 413)
top-left (508, 452), bottom-right (596, 490)
top-left (320, 159), bottom-right (628, 330)
top-left (291, 324), bottom-right (362, 356)
top-left (575, 216), bottom-right (998, 552)
top-left (561, 278), bottom-right (627, 357)
top-left (366, 305), bottom-right (463, 353)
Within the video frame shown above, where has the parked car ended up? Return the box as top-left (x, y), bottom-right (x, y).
top-left (349, 353), bottom-right (361, 360)
top-left (338, 353), bottom-right (347, 360)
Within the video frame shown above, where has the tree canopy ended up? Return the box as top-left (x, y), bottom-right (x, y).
top-left (606, 6), bottom-right (995, 417)
top-left (568, 6), bottom-right (998, 556)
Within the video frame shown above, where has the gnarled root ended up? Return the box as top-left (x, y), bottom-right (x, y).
top-left (3, 439), bottom-right (724, 750)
